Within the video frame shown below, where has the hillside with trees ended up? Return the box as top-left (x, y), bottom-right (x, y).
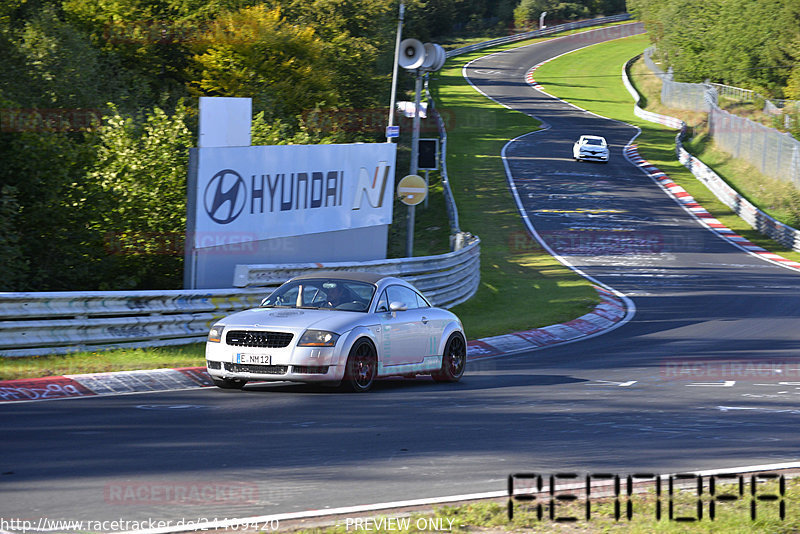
top-left (628, 0), bottom-right (800, 99)
top-left (0, 0), bottom-right (623, 292)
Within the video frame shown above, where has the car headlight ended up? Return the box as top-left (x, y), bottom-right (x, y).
top-left (297, 330), bottom-right (340, 347)
top-left (208, 324), bottom-right (223, 343)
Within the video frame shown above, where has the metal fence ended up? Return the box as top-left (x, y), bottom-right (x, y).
top-left (711, 82), bottom-right (757, 104)
top-left (642, 48), bottom-right (710, 112)
top-left (708, 105), bottom-right (800, 186)
top-left (642, 47), bottom-right (800, 187)
top-left (624, 55), bottom-right (800, 253)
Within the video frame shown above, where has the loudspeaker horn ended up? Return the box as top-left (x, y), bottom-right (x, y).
top-left (421, 43), bottom-right (446, 72)
top-left (399, 38), bottom-right (425, 70)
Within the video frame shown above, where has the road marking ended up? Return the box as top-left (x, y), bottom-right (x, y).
top-left (687, 381), bottom-right (736, 387)
top-left (134, 404), bottom-right (207, 410)
top-left (586, 380), bottom-right (637, 387)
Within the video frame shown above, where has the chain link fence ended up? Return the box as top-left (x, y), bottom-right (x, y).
top-left (643, 47), bottom-right (800, 187)
top-left (642, 48), bottom-right (710, 111)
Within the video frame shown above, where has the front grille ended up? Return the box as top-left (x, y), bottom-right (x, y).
top-left (206, 360), bottom-right (221, 370)
top-left (224, 362), bottom-right (288, 375)
top-left (226, 330), bottom-right (293, 348)
top-left (292, 365), bottom-right (329, 375)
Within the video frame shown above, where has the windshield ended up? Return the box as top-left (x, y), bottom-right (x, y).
top-left (585, 138), bottom-right (604, 146)
top-left (261, 278), bottom-right (376, 312)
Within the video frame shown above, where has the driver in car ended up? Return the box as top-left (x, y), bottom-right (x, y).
top-left (324, 283), bottom-right (349, 308)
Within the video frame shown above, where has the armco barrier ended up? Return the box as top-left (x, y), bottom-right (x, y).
top-left (623, 55), bottom-right (800, 253)
top-left (426, 85), bottom-right (460, 234)
top-left (0, 288), bottom-right (267, 357)
top-left (1, 236), bottom-right (480, 358)
top-left (232, 234), bottom-right (481, 310)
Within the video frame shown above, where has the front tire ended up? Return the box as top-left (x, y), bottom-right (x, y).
top-left (432, 333), bottom-right (466, 383)
top-left (341, 339), bottom-right (377, 392)
top-left (212, 377), bottom-right (248, 390)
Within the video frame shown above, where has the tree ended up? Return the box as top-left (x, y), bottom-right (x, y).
top-left (86, 103), bottom-right (192, 289)
top-left (514, 0), bottom-right (550, 29)
top-left (633, 0), bottom-right (800, 96)
top-left (658, 0), bottom-right (722, 83)
top-left (190, 5), bottom-right (340, 121)
top-left (0, 186), bottom-right (28, 291)
top-left (513, 0), bottom-right (612, 29)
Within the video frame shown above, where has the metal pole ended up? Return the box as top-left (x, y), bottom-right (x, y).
top-left (410, 73), bottom-right (423, 177)
top-left (406, 71), bottom-right (423, 257)
top-left (424, 170), bottom-right (429, 208)
top-left (386, 1), bottom-right (405, 143)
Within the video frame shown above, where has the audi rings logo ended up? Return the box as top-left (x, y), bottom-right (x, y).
top-left (204, 169), bottom-right (246, 224)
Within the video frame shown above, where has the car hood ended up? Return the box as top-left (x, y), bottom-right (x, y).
top-left (217, 307), bottom-right (371, 333)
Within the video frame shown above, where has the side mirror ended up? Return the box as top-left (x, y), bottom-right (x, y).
top-left (389, 301), bottom-right (407, 312)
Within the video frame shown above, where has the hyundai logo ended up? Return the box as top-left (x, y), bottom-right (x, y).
top-left (204, 169), bottom-right (246, 224)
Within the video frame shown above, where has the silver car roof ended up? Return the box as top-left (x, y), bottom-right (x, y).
top-left (289, 271), bottom-right (392, 285)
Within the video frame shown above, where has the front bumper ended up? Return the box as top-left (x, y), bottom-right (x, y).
top-left (577, 151), bottom-right (609, 161)
top-left (205, 341), bottom-right (347, 383)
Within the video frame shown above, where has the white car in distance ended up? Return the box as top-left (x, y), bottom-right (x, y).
top-left (573, 135), bottom-right (609, 163)
top-left (205, 271), bottom-right (467, 392)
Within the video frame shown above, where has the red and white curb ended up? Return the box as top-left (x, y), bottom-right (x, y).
top-left (624, 144), bottom-right (800, 270)
top-left (525, 59), bottom-right (554, 92)
top-left (467, 285), bottom-right (625, 358)
top-left (0, 368), bottom-right (213, 403)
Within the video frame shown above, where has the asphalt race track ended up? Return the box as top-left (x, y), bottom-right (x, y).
top-left (4, 24), bottom-right (800, 528)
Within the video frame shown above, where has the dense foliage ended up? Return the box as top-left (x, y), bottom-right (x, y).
top-left (514, 0), bottom-right (625, 28)
top-left (628, 0), bottom-right (800, 99)
top-left (0, 0), bottom-right (620, 291)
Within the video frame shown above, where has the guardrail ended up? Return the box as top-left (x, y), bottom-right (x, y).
top-left (426, 83), bottom-right (460, 235)
top-left (0, 236), bottom-right (480, 357)
top-left (624, 54), bottom-right (800, 253)
top-left (0, 288), bottom-right (267, 357)
top-left (232, 234), bottom-right (481, 308)
top-left (446, 13), bottom-right (631, 59)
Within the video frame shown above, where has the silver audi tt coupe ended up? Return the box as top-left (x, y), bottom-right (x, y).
top-left (206, 271), bottom-right (466, 392)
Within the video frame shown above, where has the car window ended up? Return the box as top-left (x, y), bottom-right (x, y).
top-left (375, 289), bottom-right (389, 312)
top-left (386, 285), bottom-right (426, 310)
top-left (261, 278), bottom-right (376, 311)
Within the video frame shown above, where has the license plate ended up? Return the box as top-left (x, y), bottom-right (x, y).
top-left (236, 353), bottom-right (271, 365)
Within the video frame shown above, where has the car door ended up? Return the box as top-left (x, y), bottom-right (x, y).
top-left (376, 285), bottom-right (433, 367)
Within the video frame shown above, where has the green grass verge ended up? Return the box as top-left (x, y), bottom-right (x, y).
top-left (533, 35), bottom-right (800, 264)
top-left (0, 345), bottom-right (206, 381)
top-left (3, 23), bottom-right (650, 378)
